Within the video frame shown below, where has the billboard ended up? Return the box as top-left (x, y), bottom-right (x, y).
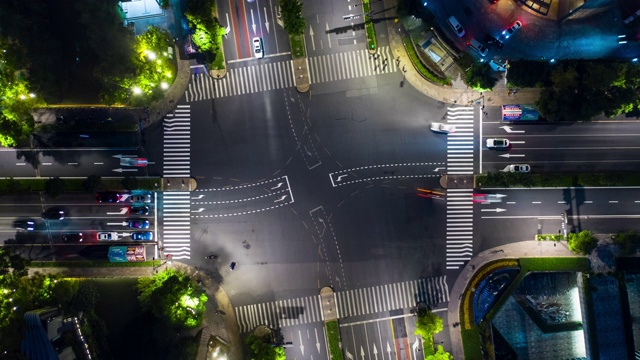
top-left (502, 104), bottom-right (539, 121)
top-left (108, 246), bottom-right (146, 262)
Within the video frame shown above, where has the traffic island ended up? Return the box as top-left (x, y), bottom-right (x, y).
top-left (320, 287), bottom-right (343, 359)
top-left (290, 34), bottom-right (310, 93)
top-left (362, 0), bottom-right (377, 54)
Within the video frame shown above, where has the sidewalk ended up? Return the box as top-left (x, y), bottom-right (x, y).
top-left (445, 240), bottom-right (577, 360)
top-left (147, 44), bottom-right (192, 124)
top-left (28, 261), bottom-right (243, 360)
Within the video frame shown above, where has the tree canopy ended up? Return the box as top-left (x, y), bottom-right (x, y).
top-left (464, 62), bottom-right (497, 91)
top-left (245, 333), bottom-right (287, 360)
top-left (426, 345), bottom-right (453, 360)
top-left (280, 0), bottom-right (306, 35)
top-left (415, 308), bottom-right (444, 340)
top-left (567, 230), bottom-right (599, 255)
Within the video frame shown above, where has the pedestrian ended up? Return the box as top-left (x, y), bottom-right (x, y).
top-left (402, 65), bottom-right (406, 72)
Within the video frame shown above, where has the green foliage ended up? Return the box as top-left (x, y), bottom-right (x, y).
top-left (44, 177), bottom-right (66, 198)
top-left (612, 231), bottom-right (640, 256)
top-left (290, 35), bottom-right (305, 58)
top-left (280, 0), bottom-right (306, 35)
top-left (0, 176), bottom-right (161, 194)
top-left (245, 333), bottom-right (286, 360)
top-left (83, 175), bottom-right (103, 193)
top-left (507, 61), bottom-right (552, 88)
top-left (72, 280), bottom-right (99, 313)
top-left (415, 308), bottom-right (443, 355)
top-left (402, 36), bottom-right (451, 86)
top-left (184, 0), bottom-right (226, 71)
top-left (518, 257), bottom-right (590, 272)
top-left (137, 268), bottom-right (207, 329)
top-left (567, 230), bottom-right (599, 255)
top-left (326, 320), bottom-right (344, 360)
top-left (426, 345), bottom-right (453, 360)
top-left (121, 175), bottom-right (139, 190)
top-left (465, 63), bottom-right (497, 91)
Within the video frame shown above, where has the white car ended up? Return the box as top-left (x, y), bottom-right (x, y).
top-left (486, 138), bottom-right (510, 149)
top-left (253, 37), bottom-right (264, 59)
top-left (447, 16), bottom-right (465, 37)
top-left (508, 164), bottom-right (530, 173)
top-left (430, 123), bottom-right (456, 134)
top-left (97, 232), bottom-right (119, 241)
top-left (502, 20), bottom-right (523, 39)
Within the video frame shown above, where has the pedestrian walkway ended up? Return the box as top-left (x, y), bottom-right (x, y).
top-left (335, 276), bottom-right (449, 318)
top-left (234, 277), bottom-right (449, 333)
top-left (185, 61), bottom-right (295, 102)
top-left (445, 106), bottom-right (475, 175)
top-left (160, 191), bottom-right (191, 259)
top-left (234, 294), bottom-right (323, 333)
top-left (446, 189), bottom-right (474, 270)
top-left (163, 105), bottom-right (190, 178)
top-left (308, 46), bottom-right (397, 84)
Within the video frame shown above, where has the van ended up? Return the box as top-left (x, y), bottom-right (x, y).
top-left (467, 38), bottom-right (489, 57)
top-left (447, 16), bottom-right (465, 37)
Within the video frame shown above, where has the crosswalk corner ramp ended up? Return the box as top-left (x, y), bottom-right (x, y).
top-left (161, 177), bottom-right (197, 191)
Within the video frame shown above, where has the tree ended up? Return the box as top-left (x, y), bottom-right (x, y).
top-left (567, 230), bottom-right (599, 255)
top-left (426, 345), bottom-right (453, 360)
top-left (415, 308), bottom-right (443, 353)
top-left (464, 63), bottom-right (497, 91)
top-left (72, 280), bottom-right (99, 313)
top-left (44, 177), bottom-right (66, 198)
top-left (83, 174), bottom-right (103, 193)
top-left (280, 0), bottom-right (305, 35)
top-left (612, 231), bottom-right (640, 256)
top-left (245, 333), bottom-right (286, 360)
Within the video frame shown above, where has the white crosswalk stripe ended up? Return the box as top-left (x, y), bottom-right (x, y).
top-left (446, 107), bottom-right (475, 175)
top-left (234, 295), bottom-right (323, 333)
top-left (446, 189), bottom-right (474, 269)
top-left (185, 61), bottom-right (295, 102)
top-left (309, 46), bottom-right (397, 84)
top-left (335, 277), bottom-right (449, 318)
top-left (161, 104), bottom-right (191, 259)
top-left (160, 192), bottom-right (191, 260)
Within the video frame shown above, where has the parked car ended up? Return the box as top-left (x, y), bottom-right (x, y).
top-left (253, 37), bottom-right (264, 59)
top-left (130, 206), bottom-right (150, 215)
top-left (127, 219), bottom-right (150, 229)
top-left (447, 16), bottom-right (465, 37)
top-left (41, 208), bottom-right (65, 220)
top-left (502, 20), bottom-right (523, 38)
top-left (430, 122), bottom-right (456, 134)
top-left (97, 232), bottom-right (119, 241)
top-left (62, 233), bottom-right (83, 243)
top-left (15, 219), bottom-right (35, 231)
top-left (467, 38), bottom-right (489, 57)
top-left (508, 164), bottom-right (530, 173)
top-left (131, 231), bottom-right (153, 241)
top-left (96, 192), bottom-right (122, 203)
top-left (130, 194), bottom-right (152, 203)
top-left (483, 34), bottom-right (503, 51)
top-left (486, 138), bottom-right (510, 150)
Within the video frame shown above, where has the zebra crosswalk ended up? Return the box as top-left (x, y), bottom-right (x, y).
top-left (446, 106), bottom-right (475, 175)
top-left (160, 192), bottom-right (191, 260)
top-left (446, 189), bottom-right (474, 269)
top-left (335, 277), bottom-right (449, 318)
top-left (163, 105), bottom-right (190, 178)
top-left (184, 46), bottom-right (399, 102)
top-left (309, 46), bottom-right (397, 84)
top-left (233, 277), bottom-right (449, 333)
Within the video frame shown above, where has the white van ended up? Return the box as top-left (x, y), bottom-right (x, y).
top-left (447, 16), bottom-right (465, 37)
top-left (467, 38), bottom-right (489, 57)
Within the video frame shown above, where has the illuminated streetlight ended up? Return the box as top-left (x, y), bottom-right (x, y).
top-left (29, 93), bottom-right (35, 98)
top-left (145, 50), bottom-right (157, 60)
top-left (161, 82), bottom-right (169, 89)
top-left (133, 86), bottom-right (142, 95)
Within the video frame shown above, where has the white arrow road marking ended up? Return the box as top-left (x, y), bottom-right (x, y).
top-left (412, 337), bottom-right (420, 352)
top-left (387, 342), bottom-right (392, 357)
top-left (251, 9), bottom-right (256, 35)
top-left (225, 13), bottom-right (231, 37)
top-left (360, 346), bottom-right (365, 359)
top-left (315, 328), bottom-right (320, 353)
top-left (191, 195), bottom-right (205, 200)
top-left (299, 330), bottom-right (304, 355)
top-left (346, 350), bottom-right (353, 360)
top-left (192, 208), bottom-right (205, 213)
top-left (326, 22), bottom-right (332, 48)
top-left (112, 168), bottom-right (138, 172)
top-left (309, 25), bottom-right (316, 51)
top-left (271, 182), bottom-right (284, 190)
top-left (434, 167), bottom-right (445, 172)
top-left (264, 7), bottom-right (270, 33)
top-left (373, 344), bottom-right (379, 360)
top-left (481, 208), bottom-right (507, 212)
top-left (107, 222), bottom-right (129, 226)
top-left (336, 174), bottom-right (348, 182)
top-left (107, 207), bottom-right (129, 215)
top-left (274, 195), bottom-right (288, 203)
top-left (499, 153), bottom-right (525, 158)
top-left (500, 125), bottom-right (524, 133)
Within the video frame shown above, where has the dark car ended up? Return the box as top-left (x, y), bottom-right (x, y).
top-left (130, 206), bottom-right (150, 215)
top-left (483, 34), bottom-right (503, 51)
top-left (131, 231), bottom-right (153, 241)
top-left (15, 219), bottom-right (35, 231)
top-left (96, 192), bottom-right (122, 203)
top-left (127, 219), bottom-right (150, 229)
top-left (62, 233), bottom-right (83, 243)
top-left (41, 208), bottom-right (65, 220)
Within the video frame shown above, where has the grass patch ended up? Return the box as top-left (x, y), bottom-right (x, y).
top-left (31, 260), bottom-right (161, 268)
top-left (290, 34), bottom-right (305, 58)
top-left (362, 0), bottom-right (377, 51)
top-left (477, 172), bottom-right (640, 188)
top-left (36, 123), bottom-right (137, 132)
top-left (461, 327), bottom-right (483, 360)
top-left (535, 234), bottom-right (565, 242)
top-left (402, 36), bottom-right (451, 86)
top-left (518, 257), bottom-right (590, 272)
top-left (0, 177), bottom-right (162, 194)
top-left (325, 320), bottom-right (344, 360)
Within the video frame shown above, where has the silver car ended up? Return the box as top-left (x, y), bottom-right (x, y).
top-left (130, 194), bottom-right (152, 203)
top-left (508, 164), bottom-right (530, 173)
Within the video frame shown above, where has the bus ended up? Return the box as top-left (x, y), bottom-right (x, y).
top-left (502, 104), bottom-right (539, 122)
